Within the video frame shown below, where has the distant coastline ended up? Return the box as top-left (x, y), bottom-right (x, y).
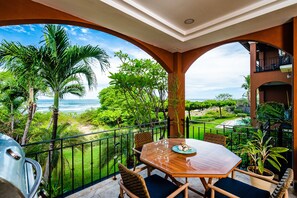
top-left (187, 98), bottom-right (208, 102)
top-left (36, 99), bottom-right (100, 113)
top-left (35, 98), bottom-right (208, 113)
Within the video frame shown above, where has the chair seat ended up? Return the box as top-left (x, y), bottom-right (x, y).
top-left (206, 177), bottom-right (270, 198)
top-left (145, 175), bottom-right (184, 198)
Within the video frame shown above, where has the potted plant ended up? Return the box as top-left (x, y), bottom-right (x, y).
top-left (241, 129), bottom-right (289, 190)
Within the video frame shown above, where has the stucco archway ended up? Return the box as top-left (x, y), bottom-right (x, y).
top-left (0, 0), bottom-right (175, 73)
top-left (1, 0), bottom-right (297, 184)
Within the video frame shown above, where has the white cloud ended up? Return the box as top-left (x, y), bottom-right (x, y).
top-left (27, 25), bottom-right (35, 31)
top-left (186, 43), bottom-right (250, 99)
top-left (1, 25), bottom-right (28, 34)
top-left (81, 28), bottom-right (89, 33)
top-left (78, 36), bottom-right (87, 41)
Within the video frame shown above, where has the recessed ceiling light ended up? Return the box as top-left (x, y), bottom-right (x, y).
top-left (184, 18), bottom-right (195, 24)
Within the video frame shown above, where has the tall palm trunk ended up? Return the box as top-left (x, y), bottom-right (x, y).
top-left (22, 88), bottom-right (35, 145)
top-left (44, 92), bottom-right (59, 182)
top-left (43, 109), bottom-right (59, 182)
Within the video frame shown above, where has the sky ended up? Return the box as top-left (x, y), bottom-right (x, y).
top-left (0, 24), bottom-right (250, 100)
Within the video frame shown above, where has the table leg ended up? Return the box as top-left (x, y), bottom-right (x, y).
top-left (187, 186), bottom-right (205, 197)
top-left (208, 178), bottom-right (213, 184)
top-left (200, 178), bottom-right (208, 190)
top-left (176, 177), bottom-right (205, 197)
top-left (167, 174), bottom-right (179, 185)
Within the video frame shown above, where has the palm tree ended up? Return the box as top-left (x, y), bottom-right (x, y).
top-left (0, 41), bottom-right (44, 144)
top-left (0, 72), bottom-right (26, 136)
top-left (241, 75), bottom-right (250, 105)
top-left (38, 24), bottom-right (109, 180)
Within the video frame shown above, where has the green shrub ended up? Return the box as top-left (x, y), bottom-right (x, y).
top-left (236, 113), bottom-right (247, 117)
top-left (204, 109), bottom-right (235, 118)
top-left (256, 102), bottom-right (285, 123)
top-left (234, 108), bottom-right (244, 114)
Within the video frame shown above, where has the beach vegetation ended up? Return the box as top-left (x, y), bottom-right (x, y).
top-left (108, 51), bottom-right (168, 126)
top-left (241, 75), bottom-right (250, 104)
top-left (0, 42), bottom-right (47, 144)
top-left (38, 24), bottom-right (109, 148)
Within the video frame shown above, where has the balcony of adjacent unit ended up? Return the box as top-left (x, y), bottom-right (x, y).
top-left (256, 54), bottom-right (293, 73)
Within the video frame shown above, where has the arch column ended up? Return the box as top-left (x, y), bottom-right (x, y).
top-left (249, 41), bottom-right (258, 126)
top-left (168, 53), bottom-right (185, 137)
top-left (293, 17), bottom-right (297, 189)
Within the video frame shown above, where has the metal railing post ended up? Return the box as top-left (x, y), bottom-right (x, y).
top-left (82, 143), bottom-right (84, 187)
top-left (203, 122), bottom-right (206, 135)
top-left (60, 139), bottom-right (63, 197)
top-left (91, 142), bottom-right (94, 183)
top-left (48, 148), bottom-right (52, 198)
top-left (186, 117), bottom-right (189, 138)
top-left (113, 130), bottom-right (118, 180)
top-left (278, 125), bottom-right (283, 147)
top-left (167, 117), bottom-right (170, 138)
top-left (71, 146), bottom-right (74, 193)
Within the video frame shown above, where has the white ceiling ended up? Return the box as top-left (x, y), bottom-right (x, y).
top-left (34, 0), bottom-right (297, 52)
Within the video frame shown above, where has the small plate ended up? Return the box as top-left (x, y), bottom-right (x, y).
top-left (172, 145), bottom-right (197, 154)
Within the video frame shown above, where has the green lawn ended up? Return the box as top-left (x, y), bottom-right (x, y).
top-left (188, 117), bottom-right (236, 139)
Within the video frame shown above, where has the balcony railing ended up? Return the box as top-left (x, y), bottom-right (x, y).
top-left (256, 55), bottom-right (292, 72)
top-left (186, 118), bottom-right (292, 172)
top-left (22, 118), bottom-right (293, 197)
top-left (23, 121), bottom-right (168, 197)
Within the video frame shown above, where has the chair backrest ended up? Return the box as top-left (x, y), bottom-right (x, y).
top-left (203, 133), bottom-right (226, 146)
top-left (118, 163), bottom-right (150, 198)
top-left (134, 132), bottom-right (153, 149)
top-left (271, 168), bottom-right (294, 198)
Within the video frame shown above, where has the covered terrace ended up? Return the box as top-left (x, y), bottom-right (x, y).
top-left (1, 0), bottom-right (297, 197)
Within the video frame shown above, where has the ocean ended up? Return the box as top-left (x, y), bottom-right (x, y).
top-left (36, 99), bottom-right (100, 113)
top-left (36, 98), bottom-right (206, 113)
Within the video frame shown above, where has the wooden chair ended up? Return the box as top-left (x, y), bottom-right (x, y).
top-left (118, 163), bottom-right (189, 198)
top-left (206, 168), bottom-right (294, 198)
top-left (133, 132), bottom-right (153, 171)
top-left (203, 133), bottom-right (226, 147)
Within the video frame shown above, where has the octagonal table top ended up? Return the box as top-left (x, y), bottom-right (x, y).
top-left (140, 138), bottom-right (241, 178)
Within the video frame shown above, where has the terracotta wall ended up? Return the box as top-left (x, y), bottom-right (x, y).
top-left (259, 84), bottom-right (292, 108)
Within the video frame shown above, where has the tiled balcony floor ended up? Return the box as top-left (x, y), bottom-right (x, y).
top-left (67, 166), bottom-right (297, 198)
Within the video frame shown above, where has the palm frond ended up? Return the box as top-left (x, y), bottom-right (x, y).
top-left (59, 84), bottom-right (85, 98)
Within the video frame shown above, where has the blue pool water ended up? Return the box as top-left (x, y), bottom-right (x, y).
top-left (216, 118), bottom-right (249, 128)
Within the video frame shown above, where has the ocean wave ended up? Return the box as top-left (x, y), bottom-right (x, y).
top-left (36, 99), bottom-right (100, 113)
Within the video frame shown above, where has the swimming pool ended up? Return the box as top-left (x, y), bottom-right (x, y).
top-left (216, 118), bottom-right (249, 128)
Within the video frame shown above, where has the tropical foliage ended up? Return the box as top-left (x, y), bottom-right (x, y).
top-left (38, 24), bottom-right (109, 141)
top-left (0, 41), bottom-right (46, 144)
top-left (214, 93), bottom-right (236, 117)
top-left (256, 102), bottom-right (286, 124)
top-left (241, 130), bottom-right (288, 175)
top-left (108, 51), bottom-right (167, 126)
top-left (33, 24), bottom-right (109, 181)
top-left (241, 75), bottom-right (250, 104)
top-left (0, 72), bottom-right (26, 136)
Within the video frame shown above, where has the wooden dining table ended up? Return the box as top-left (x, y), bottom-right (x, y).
top-left (140, 138), bottom-right (242, 195)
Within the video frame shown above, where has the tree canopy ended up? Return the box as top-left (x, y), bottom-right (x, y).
top-left (105, 51), bottom-right (168, 126)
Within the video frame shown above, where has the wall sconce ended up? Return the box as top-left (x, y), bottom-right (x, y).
top-left (280, 64), bottom-right (292, 79)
